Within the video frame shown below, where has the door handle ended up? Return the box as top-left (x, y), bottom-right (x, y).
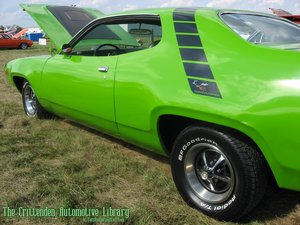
top-left (98, 66), bottom-right (109, 72)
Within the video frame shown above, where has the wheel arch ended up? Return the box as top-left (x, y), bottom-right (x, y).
top-left (6, 56), bottom-right (50, 96)
top-left (158, 114), bottom-right (260, 154)
top-left (12, 75), bottom-right (27, 93)
top-left (157, 114), bottom-right (276, 183)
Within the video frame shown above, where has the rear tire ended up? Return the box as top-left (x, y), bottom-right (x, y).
top-left (171, 126), bottom-right (268, 221)
top-left (22, 81), bottom-right (53, 119)
top-left (20, 43), bottom-right (28, 49)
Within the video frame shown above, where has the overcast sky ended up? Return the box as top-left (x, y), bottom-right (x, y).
top-left (1, 0), bottom-right (300, 27)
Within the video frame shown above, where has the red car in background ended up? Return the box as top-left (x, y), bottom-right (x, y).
top-left (0, 33), bottom-right (33, 49)
top-left (270, 8), bottom-right (300, 24)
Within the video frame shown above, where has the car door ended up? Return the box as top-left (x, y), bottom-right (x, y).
top-left (40, 17), bottom-right (142, 134)
top-left (1, 34), bottom-right (14, 48)
top-left (41, 49), bottom-right (118, 134)
top-left (10, 36), bottom-right (21, 48)
top-left (40, 15), bottom-right (161, 137)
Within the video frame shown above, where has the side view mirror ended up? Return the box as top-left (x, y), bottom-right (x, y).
top-left (62, 43), bottom-right (72, 54)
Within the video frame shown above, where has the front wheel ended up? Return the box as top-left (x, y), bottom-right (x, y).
top-left (22, 81), bottom-right (53, 119)
top-left (171, 126), bottom-right (268, 221)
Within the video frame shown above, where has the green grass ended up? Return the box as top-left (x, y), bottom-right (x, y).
top-left (0, 44), bottom-right (299, 225)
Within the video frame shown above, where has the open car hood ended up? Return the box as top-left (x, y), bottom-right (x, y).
top-left (20, 4), bottom-right (105, 51)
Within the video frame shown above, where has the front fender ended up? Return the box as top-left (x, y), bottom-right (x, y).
top-left (6, 55), bottom-right (51, 96)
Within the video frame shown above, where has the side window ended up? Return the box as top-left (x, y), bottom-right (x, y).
top-left (71, 18), bottom-right (162, 56)
top-left (3, 34), bottom-right (10, 39)
top-left (221, 13), bottom-right (300, 45)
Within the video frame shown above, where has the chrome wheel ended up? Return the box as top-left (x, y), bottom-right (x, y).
top-left (23, 83), bottom-right (37, 116)
top-left (184, 143), bottom-right (235, 204)
top-left (22, 81), bottom-right (52, 119)
top-left (172, 126), bottom-right (268, 220)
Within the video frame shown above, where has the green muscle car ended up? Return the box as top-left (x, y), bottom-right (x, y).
top-left (4, 4), bottom-right (300, 221)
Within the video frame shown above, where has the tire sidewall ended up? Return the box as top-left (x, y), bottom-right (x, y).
top-left (171, 127), bottom-right (248, 218)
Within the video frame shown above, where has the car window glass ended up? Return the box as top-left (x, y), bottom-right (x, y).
top-left (2, 34), bottom-right (10, 39)
top-left (221, 13), bottom-right (300, 45)
top-left (71, 20), bottom-right (162, 56)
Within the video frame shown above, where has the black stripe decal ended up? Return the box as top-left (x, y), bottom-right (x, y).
top-left (174, 23), bottom-right (198, 33)
top-left (173, 12), bottom-right (195, 21)
top-left (184, 63), bottom-right (214, 79)
top-left (176, 35), bottom-right (202, 47)
top-left (188, 79), bottom-right (222, 98)
top-left (174, 8), bottom-right (222, 98)
top-left (180, 48), bottom-right (207, 62)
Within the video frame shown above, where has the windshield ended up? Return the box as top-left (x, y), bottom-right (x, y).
top-left (221, 13), bottom-right (300, 45)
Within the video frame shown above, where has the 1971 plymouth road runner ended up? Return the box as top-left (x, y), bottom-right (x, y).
top-left (4, 4), bottom-right (300, 221)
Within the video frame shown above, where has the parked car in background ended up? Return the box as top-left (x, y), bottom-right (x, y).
top-left (0, 33), bottom-right (33, 49)
top-left (5, 4), bottom-right (300, 221)
top-left (270, 8), bottom-right (300, 24)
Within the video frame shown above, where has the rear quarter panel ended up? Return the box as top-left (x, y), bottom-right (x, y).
top-left (198, 10), bottom-right (300, 190)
